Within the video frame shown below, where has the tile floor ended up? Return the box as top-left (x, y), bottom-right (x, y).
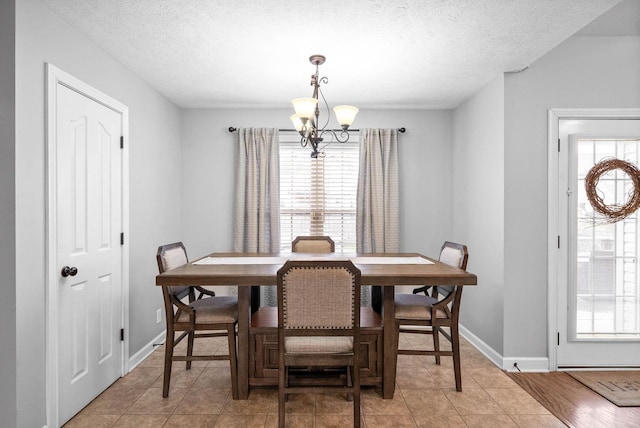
top-left (64, 333), bottom-right (565, 427)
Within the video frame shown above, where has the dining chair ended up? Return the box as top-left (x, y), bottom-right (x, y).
top-left (394, 241), bottom-right (469, 391)
top-left (291, 235), bottom-right (335, 253)
top-left (277, 260), bottom-right (362, 428)
top-left (156, 242), bottom-right (239, 399)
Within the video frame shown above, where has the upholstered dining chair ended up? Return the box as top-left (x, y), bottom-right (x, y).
top-left (277, 260), bottom-right (362, 428)
top-left (156, 242), bottom-right (238, 399)
top-left (394, 241), bottom-right (469, 391)
top-left (291, 235), bottom-right (335, 253)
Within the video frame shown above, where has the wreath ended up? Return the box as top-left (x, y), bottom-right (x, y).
top-left (584, 158), bottom-right (640, 223)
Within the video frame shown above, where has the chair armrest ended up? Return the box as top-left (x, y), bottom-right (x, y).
top-left (170, 293), bottom-right (194, 313)
top-left (194, 286), bottom-right (216, 299)
top-left (430, 287), bottom-right (457, 318)
top-left (412, 286), bottom-right (431, 295)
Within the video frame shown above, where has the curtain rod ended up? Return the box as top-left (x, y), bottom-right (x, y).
top-left (228, 127), bottom-right (406, 133)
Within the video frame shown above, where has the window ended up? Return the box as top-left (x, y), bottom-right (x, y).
top-left (279, 132), bottom-right (359, 252)
top-left (574, 138), bottom-right (640, 336)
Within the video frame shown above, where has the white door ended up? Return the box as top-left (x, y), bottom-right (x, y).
top-left (48, 66), bottom-right (128, 426)
top-left (557, 117), bottom-right (640, 367)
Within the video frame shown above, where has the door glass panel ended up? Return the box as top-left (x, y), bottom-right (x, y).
top-left (575, 138), bottom-right (640, 338)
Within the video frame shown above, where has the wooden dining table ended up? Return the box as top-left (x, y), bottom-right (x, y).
top-left (155, 252), bottom-right (477, 399)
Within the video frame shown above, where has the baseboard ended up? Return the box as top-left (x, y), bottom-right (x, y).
top-left (503, 357), bottom-right (550, 372)
top-left (459, 324), bottom-right (550, 372)
top-left (459, 324), bottom-right (503, 368)
top-left (130, 326), bottom-right (551, 374)
top-left (128, 330), bottom-right (165, 372)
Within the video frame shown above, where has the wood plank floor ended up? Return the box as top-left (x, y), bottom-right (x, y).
top-left (507, 371), bottom-right (640, 428)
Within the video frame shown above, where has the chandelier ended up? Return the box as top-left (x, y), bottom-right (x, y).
top-left (290, 55), bottom-right (359, 158)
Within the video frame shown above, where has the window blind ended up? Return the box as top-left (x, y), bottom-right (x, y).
top-left (279, 132), bottom-right (359, 253)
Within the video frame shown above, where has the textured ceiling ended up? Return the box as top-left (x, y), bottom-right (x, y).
top-left (41, 0), bottom-right (627, 109)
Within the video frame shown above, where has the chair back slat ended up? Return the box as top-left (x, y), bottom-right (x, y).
top-left (161, 246), bottom-right (188, 270)
top-left (439, 246), bottom-right (463, 268)
top-left (436, 241), bottom-right (468, 297)
top-left (291, 236), bottom-right (335, 253)
top-left (281, 266), bottom-right (355, 330)
top-left (156, 242), bottom-right (191, 297)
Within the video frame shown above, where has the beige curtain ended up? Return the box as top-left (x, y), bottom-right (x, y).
top-left (356, 128), bottom-right (399, 307)
top-left (233, 128), bottom-right (281, 305)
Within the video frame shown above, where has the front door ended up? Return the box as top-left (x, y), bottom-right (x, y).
top-left (557, 117), bottom-right (640, 367)
top-left (47, 65), bottom-right (128, 426)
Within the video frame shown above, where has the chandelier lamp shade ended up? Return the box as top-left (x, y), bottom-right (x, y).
top-left (290, 55), bottom-right (359, 158)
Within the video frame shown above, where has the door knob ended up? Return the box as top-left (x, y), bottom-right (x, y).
top-left (61, 266), bottom-right (78, 277)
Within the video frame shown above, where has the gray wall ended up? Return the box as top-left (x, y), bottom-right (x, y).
top-left (502, 35), bottom-right (640, 359)
top-left (180, 108), bottom-right (455, 277)
top-left (15, 0), bottom-right (182, 426)
top-left (453, 75), bottom-right (505, 354)
top-left (0, 1), bottom-right (17, 426)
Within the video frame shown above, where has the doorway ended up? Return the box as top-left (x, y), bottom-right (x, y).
top-left (549, 109), bottom-right (640, 369)
top-left (46, 64), bottom-right (129, 426)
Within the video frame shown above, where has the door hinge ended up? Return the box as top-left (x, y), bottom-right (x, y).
top-left (120, 328), bottom-right (125, 341)
top-left (120, 136), bottom-right (124, 149)
top-left (120, 232), bottom-right (124, 245)
top-left (557, 332), bottom-right (560, 346)
top-left (558, 138), bottom-right (560, 152)
top-left (557, 235), bottom-right (560, 248)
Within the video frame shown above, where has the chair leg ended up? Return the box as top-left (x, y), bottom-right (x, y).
top-left (432, 326), bottom-right (441, 365)
top-left (451, 325), bottom-right (462, 392)
top-left (278, 363), bottom-right (286, 428)
top-left (163, 331), bottom-right (174, 398)
top-left (284, 367), bottom-right (289, 402)
top-left (353, 365), bottom-right (361, 428)
top-left (394, 324), bottom-right (401, 367)
top-left (346, 366), bottom-right (354, 402)
top-left (186, 330), bottom-right (195, 370)
top-left (227, 324), bottom-right (239, 400)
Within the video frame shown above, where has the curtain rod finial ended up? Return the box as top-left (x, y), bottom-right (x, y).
top-left (398, 127), bottom-right (406, 133)
top-left (228, 127), bottom-right (237, 133)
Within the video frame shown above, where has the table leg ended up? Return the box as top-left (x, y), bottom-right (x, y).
top-left (250, 285), bottom-right (260, 313)
top-left (382, 286), bottom-right (397, 399)
top-left (372, 285), bottom-right (382, 314)
top-left (237, 286), bottom-right (250, 399)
